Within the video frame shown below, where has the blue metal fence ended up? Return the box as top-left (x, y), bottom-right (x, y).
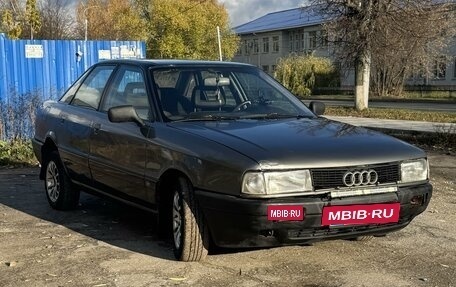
top-left (0, 33), bottom-right (146, 100)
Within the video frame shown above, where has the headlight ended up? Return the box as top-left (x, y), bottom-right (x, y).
top-left (242, 170), bottom-right (313, 196)
top-left (401, 159), bottom-right (428, 184)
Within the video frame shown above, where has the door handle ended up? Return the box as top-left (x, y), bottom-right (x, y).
top-left (93, 123), bottom-right (101, 134)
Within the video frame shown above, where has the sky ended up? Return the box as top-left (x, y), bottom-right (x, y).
top-left (67, 0), bottom-right (307, 28)
top-left (219, 0), bottom-right (307, 27)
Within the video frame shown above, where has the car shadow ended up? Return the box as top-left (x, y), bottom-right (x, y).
top-left (0, 167), bottom-right (175, 261)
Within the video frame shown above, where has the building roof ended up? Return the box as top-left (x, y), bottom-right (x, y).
top-left (234, 6), bottom-right (326, 35)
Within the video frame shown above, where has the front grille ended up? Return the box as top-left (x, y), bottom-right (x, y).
top-left (311, 163), bottom-right (400, 189)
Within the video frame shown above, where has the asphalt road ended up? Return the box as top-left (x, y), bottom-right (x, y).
top-left (303, 100), bottom-right (456, 113)
top-left (1, 149), bottom-right (455, 287)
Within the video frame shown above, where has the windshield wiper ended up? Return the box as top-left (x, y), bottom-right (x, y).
top-left (175, 114), bottom-right (240, 122)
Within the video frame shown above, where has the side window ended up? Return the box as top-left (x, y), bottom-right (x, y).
top-left (71, 66), bottom-right (115, 109)
top-left (101, 67), bottom-right (151, 120)
top-left (60, 69), bottom-right (91, 103)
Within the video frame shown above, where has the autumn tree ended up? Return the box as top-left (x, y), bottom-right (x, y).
top-left (37, 0), bottom-right (75, 39)
top-left (0, 0), bottom-right (23, 39)
top-left (76, 0), bottom-right (147, 41)
top-left (25, 0), bottom-right (41, 40)
top-left (0, 0), bottom-right (45, 40)
top-left (313, 0), bottom-right (456, 110)
top-left (138, 0), bottom-right (239, 60)
top-left (1, 9), bottom-right (22, 39)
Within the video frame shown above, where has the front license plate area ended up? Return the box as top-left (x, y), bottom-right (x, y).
top-left (268, 205), bottom-right (304, 221)
top-left (321, 203), bottom-right (400, 226)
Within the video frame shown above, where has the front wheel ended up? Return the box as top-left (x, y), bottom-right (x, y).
top-left (44, 152), bottom-right (80, 210)
top-left (172, 177), bottom-right (208, 261)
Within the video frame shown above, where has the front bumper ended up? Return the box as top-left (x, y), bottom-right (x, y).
top-left (195, 183), bottom-right (432, 248)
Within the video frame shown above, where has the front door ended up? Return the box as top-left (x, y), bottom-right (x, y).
top-left (89, 66), bottom-right (151, 202)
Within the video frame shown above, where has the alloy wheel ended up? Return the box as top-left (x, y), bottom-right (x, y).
top-left (172, 191), bottom-right (182, 250)
top-left (46, 161), bottom-right (60, 203)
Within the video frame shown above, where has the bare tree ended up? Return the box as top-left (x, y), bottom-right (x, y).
top-left (369, 2), bottom-right (456, 97)
top-left (37, 0), bottom-right (75, 39)
top-left (313, 0), bottom-right (456, 110)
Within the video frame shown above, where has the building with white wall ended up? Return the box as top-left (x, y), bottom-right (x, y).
top-left (233, 6), bottom-right (456, 90)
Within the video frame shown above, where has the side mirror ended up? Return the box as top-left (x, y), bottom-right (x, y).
top-left (309, 101), bottom-right (325, 116)
top-left (108, 105), bottom-right (145, 127)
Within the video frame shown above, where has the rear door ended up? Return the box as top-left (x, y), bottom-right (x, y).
top-left (89, 65), bottom-right (151, 202)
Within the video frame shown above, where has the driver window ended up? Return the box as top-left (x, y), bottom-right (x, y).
top-left (101, 67), bottom-right (151, 120)
top-left (71, 66), bottom-right (115, 109)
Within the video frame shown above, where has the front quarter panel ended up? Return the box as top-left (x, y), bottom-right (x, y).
top-left (145, 123), bottom-right (258, 201)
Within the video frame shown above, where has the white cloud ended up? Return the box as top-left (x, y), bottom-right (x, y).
top-left (219, 0), bottom-right (308, 27)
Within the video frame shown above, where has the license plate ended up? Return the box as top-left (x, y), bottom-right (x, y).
top-left (321, 203), bottom-right (400, 226)
top-left (268, 205), bottom-right (304, 221)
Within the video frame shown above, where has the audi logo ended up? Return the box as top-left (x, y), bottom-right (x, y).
top-left (343, 170), bottom-right (378, 187)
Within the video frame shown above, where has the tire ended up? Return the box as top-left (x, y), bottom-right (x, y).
top-left (172, 177), bottom-right (209, 261)
top-left (43, 152), bottom-right (80, 210)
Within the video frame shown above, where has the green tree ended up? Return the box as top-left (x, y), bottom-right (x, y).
top-left (1, 9), bottom-right (22, 39)
top-left (76, 0), bottom-right (147, 40)
top-left (25, 0), bottom-right (41, 40)
top-left (274, 55), bottom-right (339, 98)
top-left (143, 0), bottom-right (239, 60)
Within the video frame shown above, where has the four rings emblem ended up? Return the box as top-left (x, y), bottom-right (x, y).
top-left (343, 170), bottom-right (378, 187)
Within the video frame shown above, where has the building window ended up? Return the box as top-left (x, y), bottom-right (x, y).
top-left (244, 40), bottom-right (249, 55)
top-left (433, 57), bottom-right (446, 79)
top-left (236, 43), bottom-right (242, 56)
top-left (271, 65), bottom-right (277, 74)
top-left (320, 31), bottom-right (328, 48)
top-left (301, 33), bottom-right (305, 51)
top-left (289, 34), bottom-right (293, 52)
top-left (272, 36), bottom-right (280, 53)
top-left (262, 37), bottom-right (269, 53)
top-left (262, 65), bottom-right (269, 73)
top-left (309, 31), bottom-right (317, 49)
top-left (253, 39), bottom-right (259, 54)
top-left (294, 34), bottom-right (299, 52)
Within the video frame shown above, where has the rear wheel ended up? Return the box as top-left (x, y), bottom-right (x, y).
top-left (44, 152), bottom-right (80, 210)
top-left (172, 177), bottom-right (208, 261)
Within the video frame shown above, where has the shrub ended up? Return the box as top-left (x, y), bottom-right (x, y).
top-left (274, 55), bottom-right (339, 98)
top-left (0, 139), bottom-right (37, 166)
top-left (0, 89), bottom-right (42, 141)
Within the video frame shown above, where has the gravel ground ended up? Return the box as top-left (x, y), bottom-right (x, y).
top-left (0, 149), bottom-right (455, 287)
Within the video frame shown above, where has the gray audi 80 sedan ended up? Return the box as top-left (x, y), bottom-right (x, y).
top-left (33, 59), bottom-right (432, 261)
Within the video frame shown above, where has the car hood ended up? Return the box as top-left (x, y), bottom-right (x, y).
top-left (169, 118), bottom-right (425, 169)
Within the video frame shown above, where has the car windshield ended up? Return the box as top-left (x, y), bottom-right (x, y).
top-left (151, 65), bottom-right (315, 122)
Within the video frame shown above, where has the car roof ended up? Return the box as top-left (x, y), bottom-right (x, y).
top-left (97, 59), bottom-right (255, 69)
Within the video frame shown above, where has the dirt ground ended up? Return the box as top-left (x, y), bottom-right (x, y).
top-left (0, 149), bottom-right (455, 287)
